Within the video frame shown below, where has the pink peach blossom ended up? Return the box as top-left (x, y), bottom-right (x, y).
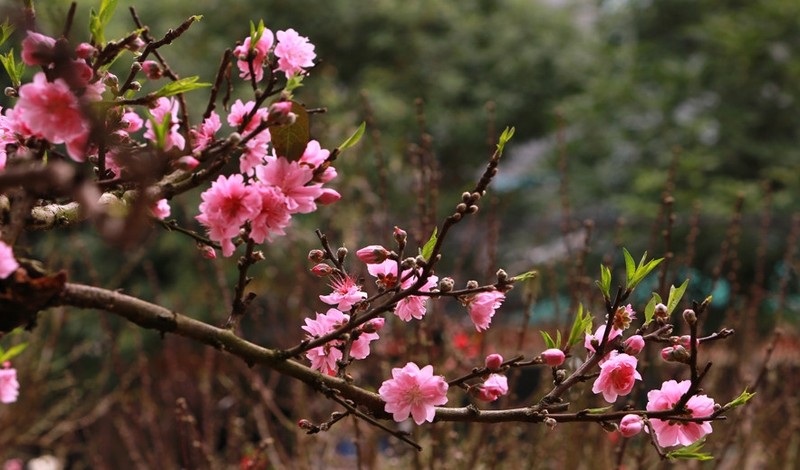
top-left (255, 157), bottom-right (322, 214)
top-left (195, 174), bottom-right (261, 257)
top-left (619, 414), bottom-right (643, 437)
top-left (274, 29), bottom-right (316, 78)
top-left (0, 241), bottom-right (19, 279)
top-left (367, 259), bottom-right (399, 289)
top-left (144, 97), bottom-right (185, 151)
top-left (646, 380), bottom-right (716, 447)
top-left (0, 363), bottom-right (19, 403)
top-left (584, 324), bottom-right (623, 354)
top-left (465, 290), bottom-right (505, 332)
top-left (591, 352), bottom-right (642, 403)
top-left (301, 309), bottom-right (348, 375)
top-left (21, 31), bottom-right (56, 66)
top-left (484, 353), bottom-right (504, 370)
top-left (320, 275), bottom-right (367, 311)
top-left (541, 348), bottom-right (566, 367)
top-left (191, 111), bottom-right (221, 153)
top-left (624, 335), bottom-right (646, 356)
top-left (248, 184), bottom-right (291, 244)
top-left (394, 270), bottom-right (437, 322)
top-left (379, 362), bottom-right (448, 425)
top-left (151, 199), bottom-right (170, 220)
top-left (234, 28), bottom-right (274, 82)
top-left (476, 374), bottom-right (508, 402)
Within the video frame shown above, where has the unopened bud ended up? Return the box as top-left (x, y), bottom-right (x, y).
top-left (623, 335), bottom-right (645, 356)
top-left (251, 250), bottom-right (265, 262)
top-left (75, 42), bottom-right (96, 59)
top-left (456, 202), bottom-right (468, 214)
top-left (541, 348), bottom-right (565, 367)
top-left (415, 255), bottom-right (427, 268)
top-left (176, 156), bottom-right (200, 171)
top-left (677, 335), bottom-right (698, 349)
top-left (297, 419), bottom-right (314, 430)
top-left (619, 414), bottom-right (643, 438)
top-left (544, 417), bottom-right (557, 429)
top-left (555, 368), bottom-right (567, 384)
top-left (393, 226), bottom-right (407, 246)
top-left (654, 303), bottom-right (668, 319)
top-left (311, 263), bottom-right (333, 277)
top-left (199, 245), bottom-right (216, 259)
top-left (438, 277), bottom-right (455, 293)
top-left (130, 81), bottom-right (142, 91)
top-left (401, 257), bottom-right (416, 270)
top-left (683, 309), bottom-right (697, 325)
top-left (661, 345), bottom-right (690, 363)
top-left (362, 317), bottom-right (385, 333)
top-left (466, 280), bottom-right (479, 290)
top-left (496, 269), bottom-right (508, 283)
top-left (336, 247), bottom-right (348, 262)
top-left (141, 60), bottom-right (163, 80)
top-left (484, 353), bottom-right (504, 370)
top-left (308, 249), bottom-right (326, 263)
top-left (4, 87), bottom-right (17, 97)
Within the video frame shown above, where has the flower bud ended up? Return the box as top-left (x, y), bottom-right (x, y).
top-left (661, 345), bottom-right (690, 363)
top-left (544, 417), bottom-right (557, 429)
top-left (683, 308), bottom-right (697, 325)
top-left (199, 245), bottom-right (216, 259)
top-left (308, 249), bottom-right (326, 263)
top-left (541, 348), bottom-right (565, 367)
top-left (269, 100), bottom-right (293, 117)
top-left (297, 419), bottom-right (314, 430)
top-left (393, 226), bottom-right (407, 246)
top-left (75, 42), bottom-right (96, 59)
top-left (336, 247), bottom-right (348, 262)
top-left (176, 156), bottom-right (200, 171)
top-left (484, 353), bottom-right (504, 370)
top-left (362, 317), bottom-right (385, 333)
top-left (438, 277), bottom-right (455, 293)
top-left (678, 335), bottom-right (699, 349)
top-left (401, 257), bottom-right (416, 270)
top-left (555, 368), bottom-right (567, 384)
top-left (619, 414), bottom-right (643, 438)
top-left (466, 280), bottom-right (479, 290)
top-left (623, 335), bottom-right (645, 356)
top-left (654, 303), bottom-right (668, 319)
top-left (496, 269), bottom-right (508, 283)
top-left (311, 263), bottom-right (333, 277)
top-left (141, 60), bottom-right (163, 80)
top-left (356, 245), bottom-right (390, 264)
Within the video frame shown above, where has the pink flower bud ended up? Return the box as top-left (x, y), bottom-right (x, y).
top-left (269, 101), bottom-right (293, 116)
top-left (21, 31), bottom-right (56, 66)
top-left (393, 226), bottom-right (407, 245)
top-left (677, 335), bottom-right (699, 349)
top-left (356, 245), bottom-right (390, 264)
top-left (316, 187), bottom-right (341, 205)
top-left (176, 156), bottom-right (200, 171)
top-left (141, 60), bottom-right (163, 80)
top-left (474, 374), bottom-right (508, 402)
top-left (541, 348), bottom-right (565, 367)
top-left (484, 353), bottom-right (504, 370)
top-left (363, 317), bottom-right (385, 333)
top-left (623, 335), bottom-right (645, 355)
top-left (308, 249), bottom-right (326, 263)
top-left (75, 42), bottom-right (96, 59)
top-left (660, 345), bottom-right (690, 363)
top-left (311, 263), bottom-right (333, 277)
top-left (200, 245), bottom-right (216, 259)
top-left (619, 414), bottom-right (643, 437)
top-left (297, 419), bottom-right (314, 430)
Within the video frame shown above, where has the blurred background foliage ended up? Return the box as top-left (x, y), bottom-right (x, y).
top-left (2, 0), bottom-right (799, 466)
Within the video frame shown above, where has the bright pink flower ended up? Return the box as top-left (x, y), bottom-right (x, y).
top-left (584, 324), bottom-right (623, 354)
top-left (195, 174), bottom-right (262, 257)
top-left (541, 348), bottom-right (566, 367)
top-left (14, 73), bottom-right (89, 158)
top-left (485, 353), bottom-right (504, 370)
top-left (591, 352), bottom-right (642, 403)
top-left (0, 362), bottom-right (19, 403)
top-left (394, 271), bottom-right (438, 321)
top-left (356, 245), bottom-right (390, 264)
top-left (21, 31), bottom-right (56, 66)
top-left (350, 327), bottom-right (379, 360)
top-left (144, 97), bottom-right (185, 151)
top-left (476, 374), bottom-right (508, 402)
top-left (274, 28), bottom-right (316, 78)
top-left (301, 309), bottom-right (348, 376)
top-left (367, 260), bottom-right (399, 289)
top-left (363, 317), bottom-right (385, 333)
top-left (191, 111), bottom-right (221, 153)
top-left (619, 414), bottom-right (643, 438)
top-left (255, 157), bottom-right (322, 214)
top-left (378, 362), bottom-right (448, 425)
top-left (151, 199), bottom-right (170, 220)
top-left (320, 275), bottom-right (367, 311)
top-left (234, 28), bottom-right (274, 82)
top-left (227, 99), bottom-right (269, 134)
top-left (465, 290), bottom-right (505, 332)
top-left (624, 335), bottom-right (646, 356)
top-left (646, 380), bottom-right (716, 447)
top-left (0, 241), bottom-right (19, 279)
top-left (248, 184), bottom-right (291, 244)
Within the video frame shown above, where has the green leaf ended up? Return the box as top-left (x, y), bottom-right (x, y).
top-left (89, 0), bottom-right (119, 45)
top-left (0, 20), bottom-right (15, 47)
top-left (337, 122), bottom-right (366, 152)
top-left (555, 330), bottom-right (562, 349)
top-left (0, 50), bottom-right (24, 87)
top-left (511, 270), bottom-right (538, 282)
top-left (540, 331), bottom-right (555, 349)
top-left (284, 74), bottom-right (305, 95)
top-left (597, 264), bottom-right (611, 298)
top-left (666, 439), bottom-right (713, 461)
top-left (643, 292), bottom-right (663, 325)
top-left (585, 405), bottom-right (614, 414)
top-left (269, 101), bottom-right (310, 161)
top-left (495, 126), bottom-right (515, 156)
top-left (419, 227), bottom-right (438, 262)
top-left (666, 279), bottom-right (690, 315)
top-left (622, 248), bottom-right (636, 287)
top-left (0, 343), bottom-right (27, 362)
top-left (724, 388), bottom-right (755, 409)
top-left (153, 76), bottom-right (211, 98)
top-left (567, 303), bottom-right (593, 348)
top-left (146, 111), bottom-right (171, 150)
top-left (629, 255), bottom-right (663, 290)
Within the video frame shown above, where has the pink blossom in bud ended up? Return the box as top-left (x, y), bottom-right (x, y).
top-left (378, 362), bottom-right (448, 424)
top-left (21, 31), bottom-right (56, 66)
top-left (0, 241), bottom-right (19, 279)
top-left (619, 414), bottom-right (643, 438)
top-left (144, 97), bottom-right (185, 151)
top-left (234, 28), bottom-right (275, 82)
top-left (128, 36), bottom-right (146, 51)
top-left (120, 110), bottom-right (144, 133)
top-left (677, 335), bottom-right (699, 349)
top-left (624, 335), bottom-right (645, 356)
top-left (320, 275), bottom-right (367, 311)
top-left (316, 188), bottom-right (340, 205)
top-left (0, 362), bottom-right (19, 403)
top-left (393, 226), bottom-right (407, 245)
top-left (591, 352), bottom-right (642, 403)
top-left (311, 263), bottom-right (333, 277)
top-left (200, 245), bottom-right (216, 259)
top-left (176, 156), bottom-right (200, 171)
top-left (584, 324), bottom-right (623, 354)
top-left (269, 101), bottom-right (293, 117)
top-left (661, 345), bottom-right (690, 363)
top-left (485, 353), bottom-right (504, 370)
top-left (297, 419), bottom-right (313, 430)
top-left (141, 60), bottom-right (162, 80)
top-left (363, 317), bottom-right (385, 334)
top-left (476, 374), bottom-right (508, 402)
top-left (646, 380), bottom-right (716, 447)
top-left (274, 28), bottom-right (316, 78)
top-left (74, 42), bottom-right (96, 59)
top-left (541, 348), bottom-right (565, 367)
top-left (308, 249), bottom-right (325, 263)
top-left (151, 199), bottom-right (170, 220)
top-left (356, 245), bottom-right (390, 264)
top-left (465, 290), bottom-right (505, 332)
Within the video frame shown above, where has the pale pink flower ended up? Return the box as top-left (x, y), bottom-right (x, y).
top-left (541, 348), bottom-right (566, 367)
top-left (394, 270), bottom-right (438, 321)
top-left (301, 309), bottom-right (347, 376)
top-left (624, 335), bottom-right (646, 356)
top-left (591, 352), bottom-right (642, 403)
top-left (255, 157), bottom-right (322, 214)
top-left (120, 110), bottom-right (144, 134)
top-left (227, 99), bottom-right (269, 134)
top-left (465, 290), bottom-right (505, 332)
top-left (350, 327), bottom-right (380, 360)
top-left (191, 111), bottom-right (221, 153)
top-left (234, 28), bottom-right (274, 82)
top-left (299, 140), bottom-right (336, 183)
top-left (584, 324), bottom-right (623, 354)
top-left (248, 184), bottom-right (291, 244)
top-left (0, 242), bottom-right (19, 279)
top-left (485, 353), bottom-right (504, 370)
top-left (356, 245), bottom-right (390, 264)
top-left (619, 414), bottom-right (643, 438)
top-left (367, 259), bottom-right (399, 289)
top-left (144, 97), bottom-right (185, 151)
top-left (240, 135), bottom-right (271, 174)
top-left (21, 31), bottom-right (56, 66)
top-left (646, 380), bottom-right (716, 447)
top-left (0, 363), bottom-right (19, 403)
top-left (274, 29), bottom-right (316, 78)
top-left (151, 199), bottom-right (170, 220)
top-left (476, 374), bottom-right (508, 402)
top-left (378, 362), bottom-right (448, 425)
top-left (196, 174), bottom-right (262, 257)
top-left (74, 42), bottom-right (96, 59)
top-left (320, 275), bottom-right (367, 311)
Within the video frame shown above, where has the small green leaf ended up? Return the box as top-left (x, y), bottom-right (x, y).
top-left (0, 20), bottom-right (15, 46)
top-left (0, 343), bottom-right (27, 363)
top-left (585, 405), bottom-right (614, 414)
top-left (89, 0), bottom-right (119, 45)
top-left (269, 101), bottom-right (310, 161)
top-left (629, 256), bottom-right (663, 290)
top-left (724, 388), bottom-right (755, 409)
top-left (555, 330), bottom-right (562, 349)
top-left (146, 111), bottom-right (171, 149)
top-left (511, 270), bottom-right (538, 282)
top-left (153, 76), bottom-right (211, 98)
top-left (644, 292), bottom-right (663, 325)
top-left (419, 227), bottom-right (438, 262)
top-left (337, 122), bottom-right (366, 152)
top-left (495, 126), bottom-right (515, 156)
top-left (540, 331), bottom-right (555, 349)
top-left (666, 439), bottom-right (713, 461)
top-left (567, 303), bottom-right (593, 348)
top-left (284, 74), bottom-right (305, 95)
top-left (597, 264), bottom-right (611, 298)
top-left (0, 50), bottom-right (24, 87)
top-left (667, 279), bottom-right (690, 315)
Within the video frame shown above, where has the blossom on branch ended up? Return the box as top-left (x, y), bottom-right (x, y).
top-left (319, 274), bottom-right (367, 311)
top-left (195, 174), bottom-right (262, 256)
top-left (379, 362), bottom-right (448, 425)
top-left (646, 380), bottom-right (716, 447)
top-left (274, 29), bottom-right (316, 78)
top-left (234, 28), bottom-right (274, 83)
top-left (0, 362), bottom-right (19, 403)
top-left (144, 97), bottom-right (185, 151)
top-left (591, 352), bottom-right (641, 403)
top-left (475, 374), bottom-right (508, 402)
top-left (464, 290), bottom-right (505, 332)
top-left (584, 324), bottom-right (622, 355)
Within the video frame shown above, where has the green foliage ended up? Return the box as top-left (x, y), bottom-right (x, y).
top-left (0, 20), bottom-right (15, 46)
top-left (89, 0), bottom-right (119, 45)
top-left (666, 439), bottom-right (714, 461)
top-left (511, 270), bottom-right (537, 283)
top-left (152, 76), bottom-right (211, 98)
top-left (540, 329), bottom-right (561, 349)
top-left (0, 342), bottom-right (27, 363)
top-left (495, 126), bottom-right (515, 156)
top-left (724, 388), bottom-right (756, 410)
top-left (666, 279), bottom-right (690, 316)
top-left (596, 264), bottom-right (612, 298)
top-left (146, 110), bottom-right (171, 149)
top-left (0, 49), bottom-right (24, 87)
top-left (644, 292), bottom-right (661, 325)
top-left (337, 122), bottom-right (366, 152)
top-left (419, 227), bottom-right (438, 262)
top-left (566, 304), bottom-right (593, 349)
top-left (623, 249), bottom-right (663, 292)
